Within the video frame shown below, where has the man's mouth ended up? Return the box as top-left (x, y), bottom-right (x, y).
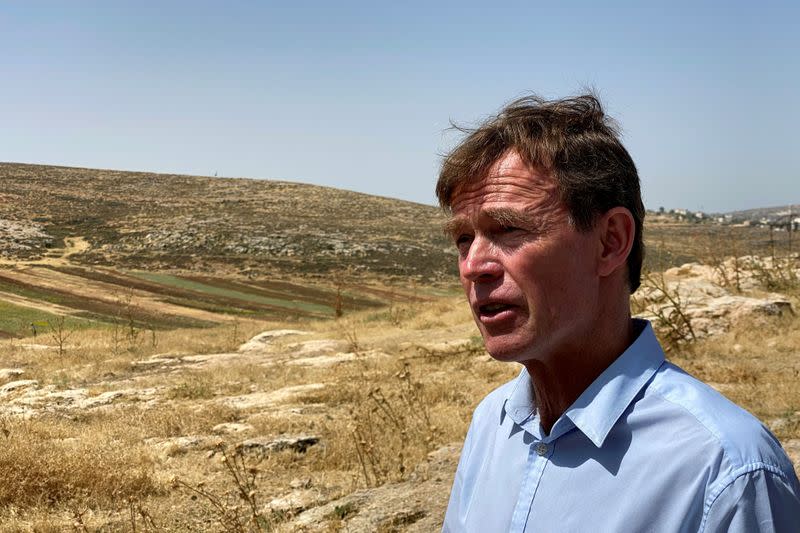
top-left (478, 303), bottom-right (514, 317)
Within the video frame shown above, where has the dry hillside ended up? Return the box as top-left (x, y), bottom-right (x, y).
top-left (0, 162), bottom-right (797, 531)
top-left (0, 163), bottom-right (455, 280)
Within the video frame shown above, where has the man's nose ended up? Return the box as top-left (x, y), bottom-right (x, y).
top-left (461, 236), bottom-right (502, 283)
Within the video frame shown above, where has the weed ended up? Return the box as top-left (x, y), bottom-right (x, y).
top-left (743, 255), bottom-right (799, 291)
top-left (168, 380), bottom-right (215, 400)
top-left (700, 228), bottom-right (744, 293)
top-left (128, 497), bottom-right (160, 532)
top-left (332, 501), bottom-right (357, 520)
top-left (174, 443), bottom-right (278, 532)
top-left (110, 289), bottom-right (145, 354)
top-left (351, 363), bottom-right (438, 488)
top-left (48, 315), bottom-right (73, 356)
top-left (633, 270), bottom-right (696, 350)
top-left (336, 321), bottom-right (361, 353)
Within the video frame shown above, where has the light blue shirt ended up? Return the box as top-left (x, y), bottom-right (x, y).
top-left (443, 321), bottom-right (800, 532)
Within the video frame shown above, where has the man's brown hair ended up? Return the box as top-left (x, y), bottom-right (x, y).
top-left (436, 94), bottom-right (645, 292)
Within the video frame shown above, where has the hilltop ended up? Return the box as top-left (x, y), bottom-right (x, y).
top-left (0, 163), bottom-right (457, 337)
top-left (0, 162), bottom-right (455, 281)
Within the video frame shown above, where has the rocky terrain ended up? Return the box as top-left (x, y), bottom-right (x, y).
top-left (0, 253), bottom-right (797, 530)
top-left (0, 163), bottom-right (456, 281)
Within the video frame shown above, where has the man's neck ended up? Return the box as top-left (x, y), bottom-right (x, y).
top-left (523, 317), bottom-right (636, 435)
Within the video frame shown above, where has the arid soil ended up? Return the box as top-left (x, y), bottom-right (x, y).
top-left (0, 256), bottom-right (797, 531)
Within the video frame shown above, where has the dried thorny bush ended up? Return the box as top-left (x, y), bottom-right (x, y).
top-left (742, 255), bottom-right (800, 292)
top-left (47, 315), bottom-right (73, 357)
top-left (174, 443), bottom-right (277, 533)
top-left (351, 362), bottom-right (439, 488)
top-left (632, 270), bottom-right (696, 351)
top-left (700, 229), bottom-right (744, 293)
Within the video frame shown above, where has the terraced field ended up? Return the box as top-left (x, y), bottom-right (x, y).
top-left (0, 263), bottom-right (393, 337)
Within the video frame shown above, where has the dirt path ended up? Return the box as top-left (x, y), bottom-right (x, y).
top-left (0, 236), bottom-right (91, 267)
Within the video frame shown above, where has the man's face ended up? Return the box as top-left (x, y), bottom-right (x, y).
top-left (447, 150), bottom-right (600, 364)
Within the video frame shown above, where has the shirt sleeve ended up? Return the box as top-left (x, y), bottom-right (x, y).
top-left (702, 466), bottom-right (800, 532)
top-left (442, 411), bottom-right (478, 533)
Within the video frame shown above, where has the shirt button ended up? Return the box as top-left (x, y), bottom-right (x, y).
top-left (536, 443), bottom-right (548, 456)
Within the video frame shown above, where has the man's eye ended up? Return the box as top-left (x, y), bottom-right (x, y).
top-left (497, 225), bottom-right (522, 235)
top-left (455, 234), bottom-right (472, 247)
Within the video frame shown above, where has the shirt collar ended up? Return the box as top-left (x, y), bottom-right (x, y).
top-left (504, 319), bottom-right (665, 447)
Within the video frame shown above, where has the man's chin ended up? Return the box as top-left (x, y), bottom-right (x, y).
top-left (483, 337), bottom-right (531, 363)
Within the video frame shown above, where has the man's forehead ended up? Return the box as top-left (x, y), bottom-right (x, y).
top-left (450, 163), bottom-right (558, 213)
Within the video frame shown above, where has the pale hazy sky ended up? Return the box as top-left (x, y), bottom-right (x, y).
top-left (2, 1), bottom-right (798, 213)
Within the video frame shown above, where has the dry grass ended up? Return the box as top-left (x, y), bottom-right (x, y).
top-left (0, 417), bottom-right (156, 506)
top-left (0, 270), bottom-right (796, 530)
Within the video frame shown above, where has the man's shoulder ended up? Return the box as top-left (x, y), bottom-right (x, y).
top-left (646, 362), bottom-right (794, 474)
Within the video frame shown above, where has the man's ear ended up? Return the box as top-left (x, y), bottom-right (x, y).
top-left (596, 207), bottom-right (635, 279)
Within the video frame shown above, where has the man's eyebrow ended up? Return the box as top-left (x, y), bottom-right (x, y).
top-left (442, 207), bottom-right (535, 238)
top-left (442, 216), bottom-right (468, 238)
top-left (483, 207), bottom-right (532, 228)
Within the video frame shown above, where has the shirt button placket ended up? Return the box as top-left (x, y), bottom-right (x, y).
top-left (509, 439), bottom-right (552, 532)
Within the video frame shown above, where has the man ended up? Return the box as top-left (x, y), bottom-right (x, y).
top-left (439, 95), bottom-right (800, 531)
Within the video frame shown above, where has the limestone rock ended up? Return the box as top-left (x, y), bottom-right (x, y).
top-left (286, 339), bottom-right (349, 356)
top-left (236, 434), bottom-right (320, 455)
top-left (286, 352), bottom-right (359, 367)
top-left (146, 435), bottom-right (218, 457)
top-left (637, 262), bottom-right (795, 339)
top-left (0, 379), bottom-right (38, 395)
top-left (212, 422), bottom-right (254, 435)
top-left (224, 383), bottom-right (325, 410)
top-left (0, 368), bottom-right (25, 382)
top-left (284, 444), bottom-right (460, 532)
top-left (238, 330), bottom-right (308, 352)
top-left (131, 357), bottom-right (179, 369)
top-left (180, 352), bottom-right (241, 365)
top-left (267, 488), bottom-right (326, 515)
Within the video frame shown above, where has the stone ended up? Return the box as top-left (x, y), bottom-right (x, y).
top-left (267, 488), bottom-right (325, 515)
top-left (418, 339), bottom-right (475, 355)
top-left (236, 435), bottom-right (320, 455)
top-left (286, 339), bottom-right (349, 356)
top-left (636, 262), bottom-right (795, 339)
top-left (131, 357), bottom-right (177, 369)
top-left (212, 422), bottom-right (254, 435)
top-left (180, 352), bottom-right (242, 365)
top-left (224, 383), bottom-right (325, 410)
top-left (290, 477), bottom-right (313, 489)
top-left (286, 352), bottom-right (359, 367)
top-left (0, 368), bottom-right (25, 382)
top-left (238, 330), bottom-right (308, 352)
top-left (0, 379), bottom-right (38, 395)
top-left (146, 435), bottom-right (217, 457)
top-left (285, 443), bottom-right (461, 532)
